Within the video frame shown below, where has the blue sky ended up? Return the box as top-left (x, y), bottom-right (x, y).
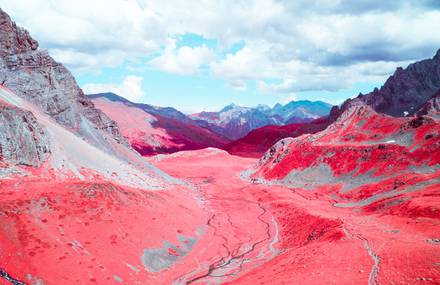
top-left (2, 0), bottom-right (440, 113)
top-left (75, 58), bottom-right (379, 112)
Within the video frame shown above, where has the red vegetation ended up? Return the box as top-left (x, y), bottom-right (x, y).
top-left (225, 117), bottom-right (330, 157)
top-left (253, 105), bottom-right (439, 181)
top-left (1, 140), bottom-right (439, 284)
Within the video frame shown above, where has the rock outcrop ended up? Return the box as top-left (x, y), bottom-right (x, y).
top-left (416, 89), bottom-right (440, 118)
top-left (0, 104), bottom-right (50, 166)
top-left (0, 9), bottom-right (127, 147)
top-left (333, 49), bottom-right (440, 118)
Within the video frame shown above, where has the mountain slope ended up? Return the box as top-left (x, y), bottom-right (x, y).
top-left (0, 9), bottom-right (176, 188)
top-left (0, 9), bottom-right (129, 157)
top-left (249, 100), bottom-right (439, 194)
top-left (231, 52), bottom-right (440, 283)
top-left (225, 117), bottom-right (330, 157)
top-left (90, 93), bottom-right (230, 155)
top-left (0, 86), bottom-right (170, 188)
top-left (416, 89), bottom-right (440, 118)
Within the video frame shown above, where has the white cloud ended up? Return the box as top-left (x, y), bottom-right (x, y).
top-left (1, 0), bottom-right (440, 96)
top-left (150, 39), bottom-right (214, 75)
top-left (229, 80), bottom-right (248, 91)
top-left (0, 0), bottom-right (167, 72)
top-left (49, 49), bottom-right (126, 74)
top-left (82, 75), bottom-right (145, 102)
top-left (211, 45), bottom-right (273, 80)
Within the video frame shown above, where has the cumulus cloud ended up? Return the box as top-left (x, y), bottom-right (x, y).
top-left (49, 49), bottom-right (126, 74)
top-left (0, 0), bottom-right (167, 72)
top-left (82, 75), bottom-right (145, 102)
top-left (228, 80), bottom-right (248, 91)
top-left (211, 45), bottom-right (273, 80)
top-left (150, 39), bottom-right (214, 75)
top-left (2, 0), bottom-right (440, 95)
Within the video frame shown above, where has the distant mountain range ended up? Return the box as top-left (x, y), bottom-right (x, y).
top-left (88, 92), bottom-right (332, 142)
top-left (190, 100), bottom-right (332, 140)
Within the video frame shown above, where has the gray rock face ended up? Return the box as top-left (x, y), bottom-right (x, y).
top-left (355, 49), bottom-right (440, 117)
top-left (416, 89), bottom-right (440, 118)
top-left (258, 137), bottom-right (293, 166)
top-left (329, 50), bottom-right (440, 122)
top-left (0, 11), bottom-right (38, 57)
top-left (0, 104), bottom-right (50, 166)
top-left (0, 9), bottom-right (127, 146)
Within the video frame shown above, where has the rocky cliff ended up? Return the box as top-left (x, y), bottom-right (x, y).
top-left (0, 103), bottom-right (50, 166)
top-left (0, 9), bottom-right (127, 148)
top-left (334, 49), bottom-right (440, 118)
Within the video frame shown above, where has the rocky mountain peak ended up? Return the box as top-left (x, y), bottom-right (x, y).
top-left (221, 103), bottom-right (241, 112)
top-left (0, 9), bottom-right (38, 56)
top-left (329, 49), bottom-right (440, 122)
top-left (435, 48), bottom-right (440, 61)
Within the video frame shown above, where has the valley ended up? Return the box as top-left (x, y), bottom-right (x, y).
top-left (3, 146), bottom-right (438, 284)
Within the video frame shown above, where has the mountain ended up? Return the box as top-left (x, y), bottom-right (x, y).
top-left (230, 52), bottom-right (440, 283)
top-left (191, 100), bottom-right (332, 140)
top-left (0, 86), bottom-right (171, 187)
top-left (192, 104), bottom-right (282, 140)
top-left (249, 100), bottom-right (439, 192)
top-left (89, 92), bottom-right (192, 123)
top-left (0, 8), bottom-right (133, 163)
top-left (225, 50), bottom-right (440, 158)
top-left (272, 100), bottom-right (332, 122)
top-left (0, 8), bottom-right (175, 185)
top-left (336, 49), bottom-right (440, 117)
top-left (89, 92), bottom-right (230, 155)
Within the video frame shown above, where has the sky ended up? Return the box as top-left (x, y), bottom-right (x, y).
top-left (1, 0), bottom-right (440, 113)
